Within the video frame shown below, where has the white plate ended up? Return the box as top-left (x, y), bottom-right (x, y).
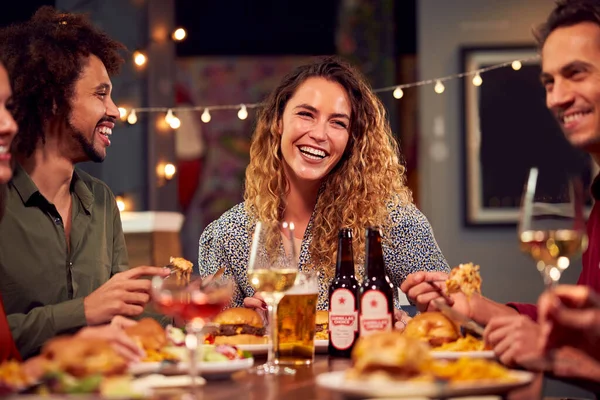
top-left (131, 374), bottom-right (206, 393)
top-left (431, 350), bottom-right (496, 360)
top-left (315, 340), bottom-right (328, 353)
top-left (129, 357), bottom-right (254, 379)
top-left (237, 343), bottom-right (270, 355)
top-left (316, 370), bottom-right (534, 398)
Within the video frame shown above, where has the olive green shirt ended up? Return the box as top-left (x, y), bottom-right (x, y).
top-left (0, 164), bottom-right (167, 358)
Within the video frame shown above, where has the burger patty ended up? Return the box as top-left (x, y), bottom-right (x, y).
top-left (315, 324), bottom-right (327, 333)
top-left (216, 324), bottom-right (265, 337)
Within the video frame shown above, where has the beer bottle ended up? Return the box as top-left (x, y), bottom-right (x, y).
top-left (359, 227), bottom-right (394, 337)
top-left (328, 228), bottom-right (359, 357)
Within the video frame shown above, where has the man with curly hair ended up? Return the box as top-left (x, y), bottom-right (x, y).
top-left (0, 7), bottom-right (169, 358)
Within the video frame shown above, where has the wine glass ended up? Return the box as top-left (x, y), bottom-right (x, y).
top-left (247, 221), bottom-right (299, 375)
top-left (151, 273), bottom-right (232, 392)
top-left (518, 167), bottom-right (588, 289)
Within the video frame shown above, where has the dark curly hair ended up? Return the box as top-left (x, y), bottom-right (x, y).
top-left (0, 6), bottom-right (125, 157)
top-left (535, 0), bottom-right (600, 47)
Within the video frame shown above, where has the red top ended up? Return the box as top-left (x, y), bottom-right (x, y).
top-left (0, 292), bottom-right (21, 361)
top-left (508, 176), bottom-right (600, 321)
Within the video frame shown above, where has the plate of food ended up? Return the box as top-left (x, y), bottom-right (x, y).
top-left (403, 311), bottom-right (495, 359)
top-left (129, 344), bottom-right (253, 378)
top-left (317, 331), bottom-right (533, 399)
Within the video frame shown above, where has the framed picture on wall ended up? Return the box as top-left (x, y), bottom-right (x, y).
top-left (461, 45), bottom-right (595, 227)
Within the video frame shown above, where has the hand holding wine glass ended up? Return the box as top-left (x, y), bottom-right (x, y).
top-left (246, 221), bottom-right (299, 375)
top-left (518, 167), bottom-right (588, 289)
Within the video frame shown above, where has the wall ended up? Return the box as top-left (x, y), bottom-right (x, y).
top-left (417, 0), bottom-right (583, 304)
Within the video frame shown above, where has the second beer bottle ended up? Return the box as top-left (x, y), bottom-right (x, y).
top-left (328, 228), bottom-right (359, 357)
top-left (358, 227), bottom-right (394, 337)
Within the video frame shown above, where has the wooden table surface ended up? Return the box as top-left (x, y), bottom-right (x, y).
top-left (194, 356), bottom-right (543, 400)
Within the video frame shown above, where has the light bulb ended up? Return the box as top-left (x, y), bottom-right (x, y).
top-left (169, 115), bottom-right (181, 129)
top-left (133, 51), bottom-right (147, 67)
top-left (393, 87), bottom-right (404, 99)
top-left (237, 104), bottom-right (248, 120)
top-left (434, 80), bottom-right (445, 94)
top-left (512, 60), bottom-right (522, 71)
top-left (127, 109), bottom-right (138, 125)
top-left (201, 109), bottom-right (211, 123)
top-left (115, 196), bottom-right (126, 212)
top-left (118, 107), bottom-right (127, 120)
top-left (172, 28), bottom-right (187, 41)
top-left (164, 163), bottom-right (176, 180)
top-left (472, 73), bottom-right (483, 87)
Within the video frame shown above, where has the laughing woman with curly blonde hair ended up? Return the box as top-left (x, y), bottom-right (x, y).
top-left (198, 57), bottom-right (449, 314)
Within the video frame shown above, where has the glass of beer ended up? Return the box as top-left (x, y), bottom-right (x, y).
top-left (275, 271), bottom-right (319, 366)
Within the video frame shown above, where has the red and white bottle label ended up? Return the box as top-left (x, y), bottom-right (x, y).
top-left (329, 288), bottom-right (358, 350)
top-left (359, 290), bottom-right (392, 336)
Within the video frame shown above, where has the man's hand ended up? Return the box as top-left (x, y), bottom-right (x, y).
top-left (84, 266), bottom-right (170, 326)
top-left (538, 285), bottom-right (600, 360)
top-left (394, 309), bottom-right (412, 331)
top-left (484, 315), bottom-right (544, 369)
top-left (401, 271), bottom-right (450, 312)
top-left (77, 324), bottom-right (144, 362)
top-left (401, 271), bottom-right (474, 317)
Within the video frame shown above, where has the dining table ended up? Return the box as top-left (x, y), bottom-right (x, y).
top-left (7, 355), bottom-right (546, 400)
top-left (175, 355), bottom-right (543, 400)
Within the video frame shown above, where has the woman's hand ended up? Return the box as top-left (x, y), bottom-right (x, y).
top-left (243, 293), bottom-right (268, 323)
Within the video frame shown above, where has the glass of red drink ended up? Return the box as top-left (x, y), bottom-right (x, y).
top-left (151, 274), bottom-right (232, 391)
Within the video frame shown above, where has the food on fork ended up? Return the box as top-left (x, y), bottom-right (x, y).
top-left (315, 310), bottom-right (329, 340)
top-left (209, 308), bottom-right (267, 345)
top-left (168, 256), bottom-right (193, 284)
top-left (403, 312), bottom-right (460, 347)
top-left (445, 262), bottom-right (482, 298)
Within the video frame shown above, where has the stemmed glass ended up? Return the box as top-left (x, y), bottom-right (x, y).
top-left (247, 221), bottom-right (299, 375)
top-left (151, 273), bottom-right (232, 392)
top-left (518, 167), bottom-right (588, 289)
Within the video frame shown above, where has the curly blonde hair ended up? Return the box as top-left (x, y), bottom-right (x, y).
top-left (244, 57), bottom-right (412, 278)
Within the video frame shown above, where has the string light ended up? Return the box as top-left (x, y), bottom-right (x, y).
top-left (165, 109), bottom-right (181, 129)
top-left (164, 163), bottom-right (176, 180)
top-left (201, 108), bottom-right (211, 123)
top-left (237, 104), bottom-right (248, 120)
top-left (133, 50), bottom-right (147, 67)
top-left (392, 87), bottom-right (404, 99)
top-left (115, 196), bottom-right (126, 212)
top-left (172, 28), bottom-right (186, 41)
top-left (118, 107), bottom-right (127, 120)
top-left (434, 80), bottom-right (445, 94)
top-left (120, 56), bottom-right (539, 127)
top-left (512, 60), bottom-right (522, 71)
top-left (127, 109), bottom-right (138, 125)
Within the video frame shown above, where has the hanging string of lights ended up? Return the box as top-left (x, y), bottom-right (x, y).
top-left (121, 55), bottom-right (538, 129)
